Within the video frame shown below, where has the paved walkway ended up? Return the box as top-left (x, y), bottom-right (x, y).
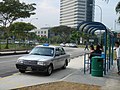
top-left (62, 56), bottom-right (120, 90)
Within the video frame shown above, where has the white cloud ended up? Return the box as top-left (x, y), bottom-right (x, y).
top-left (37, 0), bottom-right (59, 14)
top-left (34, 0), bottom-right (60, 28)
top-left (19, 0), bottom-right (60, 28)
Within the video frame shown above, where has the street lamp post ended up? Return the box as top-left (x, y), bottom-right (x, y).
top-left (30, 18), bottom-right (38, 24)
top-left (96, 5), bottom-right (102, 44)
top-left (90, 4), bottom-right (102, 22)
top-left (114, 20), bottom-right (118, 31)
top-left (28, 18), bottom-right (38, 46)
top-left (90, 4), bottom-right (102, 43)
top-left (95, 5), bottom-right (102, 23)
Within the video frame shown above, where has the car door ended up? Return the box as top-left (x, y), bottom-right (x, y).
top-left (59, 47), bottom-right (66, 67)
top-left (53, 48), bottom-right (62, 69)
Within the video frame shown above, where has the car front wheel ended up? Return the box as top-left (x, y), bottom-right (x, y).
top-left (19, 70), bottom-right (25, 73)
top-left (46, 65), bottom-right (53, 76)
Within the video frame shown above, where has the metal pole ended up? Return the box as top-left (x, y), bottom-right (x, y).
top-left (114, 20), bottom-right (117, 31)
top-left (84, 53), bottom-right (86, 74)
top-left (104, 30), bottom-right (107, 75)
top-left (95, 5), bottom-right (102, 44)
top-left (95, 5), bottom-right (102, 23)
top-left (111, 37), bottom-right (113, 65)
top-left (29, 18), bottom-right (38, 46)
top-left (109, 35), bottom-right (111, 69)
top-left (30, 18), bottom-right (38, 24)
top-left (90, 4), bottom-right (102, 43)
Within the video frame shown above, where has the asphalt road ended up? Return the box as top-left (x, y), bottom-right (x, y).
top-left (0, 47), bottom-right (85, 78)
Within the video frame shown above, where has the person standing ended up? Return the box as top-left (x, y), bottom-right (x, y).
top-left (89, 45), bottom-right (95, 59)
top-left (84, 42), bottom-right (89, 50)
top-left (89, 45), bottom-right (95, 74)
top-left (115, 41), bottom-right (120, 75)
top-left (94, 44), bottom-right (102, 56)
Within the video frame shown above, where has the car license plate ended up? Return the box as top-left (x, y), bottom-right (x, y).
top-left (26, 67), bottom-right (32, 70)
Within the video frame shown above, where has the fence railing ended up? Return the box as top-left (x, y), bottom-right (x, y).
top-left (83, 52), bottom-right (113, 75)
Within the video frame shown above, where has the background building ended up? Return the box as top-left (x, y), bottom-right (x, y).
top-left (31, 27), bottom-right (51, 38)
top-left (60, 0), bottom-right (95, 28)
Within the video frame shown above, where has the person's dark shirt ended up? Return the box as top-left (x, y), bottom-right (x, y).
top-left (94, 50), bottom-right (102, 56)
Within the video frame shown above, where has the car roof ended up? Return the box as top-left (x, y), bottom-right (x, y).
top-left (35, 45), bottom-right (61, 48)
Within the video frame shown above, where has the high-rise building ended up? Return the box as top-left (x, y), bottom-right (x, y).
top-left (60, 0), bottom-right (95, 28)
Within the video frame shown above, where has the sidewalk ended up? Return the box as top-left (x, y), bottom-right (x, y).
top-left (61, 56), bottom-right (120, 90)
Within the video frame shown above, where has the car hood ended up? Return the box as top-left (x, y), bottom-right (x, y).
top-left (18, 54), bottom-right (53, 61)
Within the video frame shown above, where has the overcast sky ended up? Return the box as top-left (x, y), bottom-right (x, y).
top-left (1, 0), bottom-right (120, 30)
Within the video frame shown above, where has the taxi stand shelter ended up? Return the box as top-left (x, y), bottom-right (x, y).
top-left (77, 21), bottom-right (115, 75)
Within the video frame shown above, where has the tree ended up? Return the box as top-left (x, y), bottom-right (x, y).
top-left (9, 22), bottom-right (37, 41)
top-left (39, 36), bottom-right (48, 43)
top-left (0, 26), bottom-right (6, 39)
top-left (116, 1), bottom-right (120, 23)
top-left (70, 30), bottom-right (81, 44)
top-left (50, 26), bottom-right (74, 43)
top-left (50, 36), bottom-right (62, 44)
top-left (0, 0), bottom-right (36, 49)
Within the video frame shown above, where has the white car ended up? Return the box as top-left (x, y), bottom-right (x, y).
top-left (16, 44), bottom-right (70, 75)
top-left (60, 43), bottom-right (65, 47)
top-left (65, 43), bottom-right (70, 47)
top-left (69, 43), bottom-right (77, 48)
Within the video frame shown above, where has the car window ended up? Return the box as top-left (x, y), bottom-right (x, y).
top-left (55, 48), bottom-right (62, 55)
top-left (30, 47), bottom-right (54, 56)
top-left (60, 48), bottom-right (65, 55)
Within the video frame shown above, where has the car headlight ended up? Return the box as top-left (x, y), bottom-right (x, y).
top-left (37, 61), bottom-right (46, 66)
top-left (17, 59), bottom-right (24, 64)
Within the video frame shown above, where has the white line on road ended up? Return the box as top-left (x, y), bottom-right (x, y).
top-left (59, 69), bottom-right (82, 81)
top-left (0, 55), bottom-right (24, 59)
top-left (0, 60), bottom-right (16, 64)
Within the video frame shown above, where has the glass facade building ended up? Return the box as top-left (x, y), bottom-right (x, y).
top-left (60, 0), bottom-right (95, 28)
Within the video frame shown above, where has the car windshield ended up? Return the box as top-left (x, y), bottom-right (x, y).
top-left (30, 47), bottom-right (54, 56)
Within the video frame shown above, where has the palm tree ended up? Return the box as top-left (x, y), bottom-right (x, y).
top-left (116, 1), bottom-right (120, 23)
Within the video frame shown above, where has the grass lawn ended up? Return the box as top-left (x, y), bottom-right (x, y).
top-left (12, 81), bottom-right (101, 90)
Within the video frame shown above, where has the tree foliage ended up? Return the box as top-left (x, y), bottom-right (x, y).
top-left (49, 25), bottom-right (94, 44)
top-left (0, 26), bottom-right (6, 39)
top-left (0, 0), bottom-right (36, 27)
top-left (49, 26), bottom-right (75, 43)
top-left (0, 0), bottom-right (36, 48)
top-left (9, 22), bottom-right (37, 40)
top-left (70, 30), bottom-right (81, 43)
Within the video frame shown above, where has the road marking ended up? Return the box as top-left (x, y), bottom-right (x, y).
top-left (59, 69), bottom-right (82, 81)
top-left (12, 73), bottom-right (19, 76)
top-left (0, 72), bottom-right (19, 80)
top-left (0, 60), bottom-right (16, 64)
top-left (0, 55), bottom-right (23, 59)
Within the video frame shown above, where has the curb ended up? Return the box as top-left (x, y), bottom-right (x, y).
top-left (0, 51), bottom-right (29, 56)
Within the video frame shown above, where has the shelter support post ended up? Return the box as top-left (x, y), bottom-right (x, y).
top-left (104, 30), bottom-right (107, 75)
top-left (111, 37), bottom-right (114, 65)
top-left (108, 35), bottom-right (111, 70)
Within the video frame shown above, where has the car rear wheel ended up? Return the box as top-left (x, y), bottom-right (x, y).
top-left (46, 65), bottom-right (53, 76)
top-left (19, 70), bottom-right (25, 73)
